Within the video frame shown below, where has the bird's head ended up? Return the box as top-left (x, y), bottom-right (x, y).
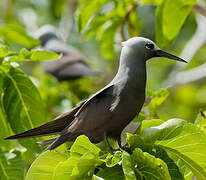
top-left (34, 25), bottom-right (60, 46)
top-left (121, 37), bottom-right (187, 63)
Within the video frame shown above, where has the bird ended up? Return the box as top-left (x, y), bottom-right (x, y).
top-left (35, 25), bottom-right (99, 81)
top-left (5, 37), bottom-right (187, 152)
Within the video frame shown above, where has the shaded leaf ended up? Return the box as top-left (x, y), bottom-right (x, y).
top-left (96, 165), bottom-right (124, 180)
top-left (0, 148), bottom-right (27, 180)
top-left (132, 148), bottom-right (171, 180)
top-left (0, 65), bottom-right (47, 153)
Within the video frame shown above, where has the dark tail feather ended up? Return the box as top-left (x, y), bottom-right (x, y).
top-left (45, 133), bottom-right (80, 151)
top-left (5, 107), bottom-right (80, 140)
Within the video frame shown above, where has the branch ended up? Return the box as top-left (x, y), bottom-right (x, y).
top-left (192, 4), bottom-right (206, 18)
top-left (163, 14), bottom-right (206, 87)
top-left (120, 5), bottom-right (137, 42)
top-left (174, 63), bottom-right (206, 85)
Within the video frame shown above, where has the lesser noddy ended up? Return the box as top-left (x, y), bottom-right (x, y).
top-left (36, 25), bottom-right (99, 81)
top-left (5, 37), bottom-right (187, 152)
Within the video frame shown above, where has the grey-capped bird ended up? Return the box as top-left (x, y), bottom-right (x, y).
top-left (5, 37), bottom-right (187, 152)
top-left (36, 25), bottom-right (99, 81)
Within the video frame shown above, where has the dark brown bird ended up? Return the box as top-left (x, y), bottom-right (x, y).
top-left (5, 37), bottom-right (187, 152)
top-left (36, 25), bottom-right (99, 81)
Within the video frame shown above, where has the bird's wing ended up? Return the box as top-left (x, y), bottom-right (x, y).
top-left (75, 84), bottom-right (114, 117)
top-left (44, 84), bottom-right (116, 150)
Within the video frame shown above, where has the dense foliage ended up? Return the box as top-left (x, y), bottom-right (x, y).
top-left (1, 0), bottom-right (206, 179)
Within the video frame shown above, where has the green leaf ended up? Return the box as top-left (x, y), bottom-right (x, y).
top-left (76, 0), bottom-right (110, 32)
top-left (106, 151), bottom-right (122, 167)
top-left (0, 44), bottom-right (8, 58)
top-left (141, 145), bottom-right (184, 180)
top-left (70, 135), bottom-right (101, 157)
top-left (122, 151), bottom-right (137, 180)
top-left (0, 25), bottom-right (40, 48)
top-left (26, 150), bottom-right (70, 180)
top-left (156, 0), bottom-right (198, 47)
top-left (27, 136), bottom-right (102, 179)
top-left (141, 118), bottom-right (185, 143)
top-left (131, 148), bottom-right (171, 180)
top-left (0, 65), bottom-right (47, 153)
top-left (96, 165), bottom-right (124, 180)
top-left (7, 49), bottom-right (61, 62)
top-left (155, 120), bottom-right (206, 179)
top-left (0, 148), bottom-right (27, 180)
top-left (141, 0), bottom-right (163, 5)
top-left (162, 146), bottom-right (206, 180)
top-left (148, 86), bottom-right (172, 118)
top-left (54, 152), bottom-right (102, 179)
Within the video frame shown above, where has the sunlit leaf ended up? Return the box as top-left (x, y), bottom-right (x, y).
top-left (156, 0), bottom-right (198, 47)
top-left (70, 135), bottom-right (101, 157)
top-left (148, 86), bottom-right (172, 118)
top-left (122, 151), bottom-right (137, 180)
top-left (0, 25), bottom-right (40, 48)
top-left (26, 150), bottom-right (69, 180)
top-left (106, 151), bottom-right (122, 167)
top-left (0, 44), bottom-right (8, 58)
top-left (7, 48), bottom-right (61, 62)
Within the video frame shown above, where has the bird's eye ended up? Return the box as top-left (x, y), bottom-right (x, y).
top-left (145, 43), bottom-right (154, 50)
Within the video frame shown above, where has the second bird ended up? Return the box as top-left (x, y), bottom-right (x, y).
top-left (5, 37), bottom-right (187, 152)
top-left (36, 25), bottom-right (99, 81)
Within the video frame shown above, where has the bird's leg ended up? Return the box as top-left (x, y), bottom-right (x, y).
top-left (104, 132), bottom-right (120, 153)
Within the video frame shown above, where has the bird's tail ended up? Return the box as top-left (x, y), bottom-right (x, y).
top-left (5, 107), bottom-right (79, 140)
top-left (44, 133), bottom-right (81, 151)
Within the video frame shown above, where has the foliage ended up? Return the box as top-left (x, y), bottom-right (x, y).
top-left (0, 0), bottom-right (206, 179)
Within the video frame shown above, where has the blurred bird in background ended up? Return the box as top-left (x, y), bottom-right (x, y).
top-left (35, 25), bottom-right (100, 81)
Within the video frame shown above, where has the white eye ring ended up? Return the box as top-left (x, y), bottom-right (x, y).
top-left (145, 43), bottom-right (154, 50)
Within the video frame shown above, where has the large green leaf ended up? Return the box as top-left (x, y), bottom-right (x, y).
top-left (0, 25), bottom-right (40, 48)
top-left (141, 119), bottom-right (206, 179)
top-left (131, 148), bottom-right (171, 180)
top-left (0, 148), bottom-right (27, 180)
top-left (26, 136), bottom-right (102, 180)
top-left (156, 0), bottom-right (197, 47)
top-left (127, 134), bottom-right (183, 180)
top-left (26, 149), bottom-right (69, 180)
top-left (0, 65), bottom-right (47, 153)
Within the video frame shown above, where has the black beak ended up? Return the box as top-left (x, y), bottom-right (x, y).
top-left (154, 50), bottom-right (187, 63)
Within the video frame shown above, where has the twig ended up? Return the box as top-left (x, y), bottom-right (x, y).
top-left (120, 5), bottom-right (137, 42)
top-left (200, 109), bottom-right (206, 119)
top-left (192, 4), bottom-right (206, 18)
